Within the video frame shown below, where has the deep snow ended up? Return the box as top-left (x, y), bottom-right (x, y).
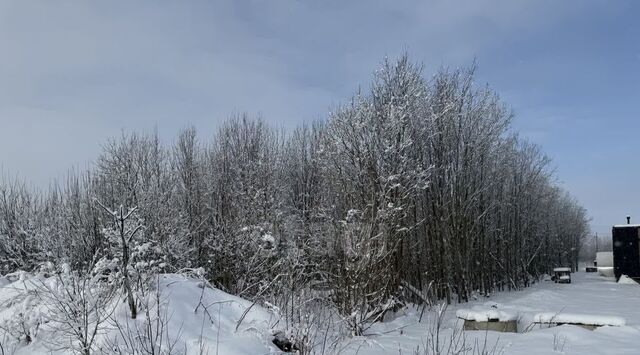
top-left (338, 272), bottom-right (640, 355)
top-left (1, 272), bottom-right (639, 354)
top-left (0, 273), bottom-right (280, 354)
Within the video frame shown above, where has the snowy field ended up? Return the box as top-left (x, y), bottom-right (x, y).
top-left (1, 271), bottom-right (639, 354)
top-left (340, 272), bottom-right (640, 355)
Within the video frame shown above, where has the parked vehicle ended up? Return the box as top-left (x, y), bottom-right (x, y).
top-left (553, 267), bottom-right (572, 284)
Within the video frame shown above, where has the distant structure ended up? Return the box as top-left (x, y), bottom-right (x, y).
top-left (596, 251), bottom-right (614, 277)
top-left (612, 216), bottom-right (640, 280)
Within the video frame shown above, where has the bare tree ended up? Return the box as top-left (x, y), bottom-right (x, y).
top-left (95, 201), bottom-right (143, 319)
top-left (0, 54), bottom-right (591, 349)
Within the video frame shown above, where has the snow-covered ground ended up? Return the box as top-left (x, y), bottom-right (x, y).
top-left (339, 272), bottom-right (640, 355)
top-left (0, 273), bottom-right (280, 354)
top-left (0, 271), bottom-right (639, 354)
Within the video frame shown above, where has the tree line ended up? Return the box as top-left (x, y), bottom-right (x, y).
top-left (0, 55), bottom-right (589, 334)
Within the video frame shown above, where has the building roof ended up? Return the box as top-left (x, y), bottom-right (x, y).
top-left (613, 224), bottom-right (640, 228)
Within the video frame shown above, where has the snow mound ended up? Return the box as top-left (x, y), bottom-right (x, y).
top-left (533, 312), bottom-right (626, 326)
top-left (0, 273), bottom-right (279, 355)
top-left (618, 275), bottom-right (638, 285)
top-left (456, 307), bottom-right (517, 322)
top-left (142, 274), bottom-right (277, 354)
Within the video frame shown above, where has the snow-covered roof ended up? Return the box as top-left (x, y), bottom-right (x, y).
top-left (533, 312), bottom-right (625, 326)
top-left (613, 224), bottom-right (640, 228)
top-left (553, 267), bottom-right (571, 272)
top-left (456, 308), bottom-right (517, 322)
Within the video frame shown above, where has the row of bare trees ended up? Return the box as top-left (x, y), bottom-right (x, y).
top-left (0, 55), bottom-right (589, 335)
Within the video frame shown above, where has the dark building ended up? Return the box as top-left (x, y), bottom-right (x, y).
top-left (612, 221), bottom-right (640, 280)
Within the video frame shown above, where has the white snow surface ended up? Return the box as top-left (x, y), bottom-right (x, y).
top-left (336, 273), bottom-right (640, 355)
top-left (613, 224), bottom-right (640, 228)
top-left (553, 267), bottom-right (571, 272)
top-left (0, 273), bottom-right (279, 354)
top-left (533, 312), bottom-right (626, 326)
top-left (456, 308), bottom-right (517, 322)
top-left (152, 274), bottom-right (277, 354)
top-left (617, 274), bottom-right (638, 285)
top-left (2, 272), bottom-right (640, 354)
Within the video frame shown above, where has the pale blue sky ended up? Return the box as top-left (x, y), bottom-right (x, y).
top-left (0, 0), bottom-right (638, 236)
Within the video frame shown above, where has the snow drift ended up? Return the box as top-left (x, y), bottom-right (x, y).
top-left (0, 273), bottom-right (279, 354)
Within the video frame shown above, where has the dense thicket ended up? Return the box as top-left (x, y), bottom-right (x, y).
top-left (0, 56), bottom-right (589, 333)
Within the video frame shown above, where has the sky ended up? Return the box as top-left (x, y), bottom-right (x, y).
top-left (0, 0), bottom-right (638, 238)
